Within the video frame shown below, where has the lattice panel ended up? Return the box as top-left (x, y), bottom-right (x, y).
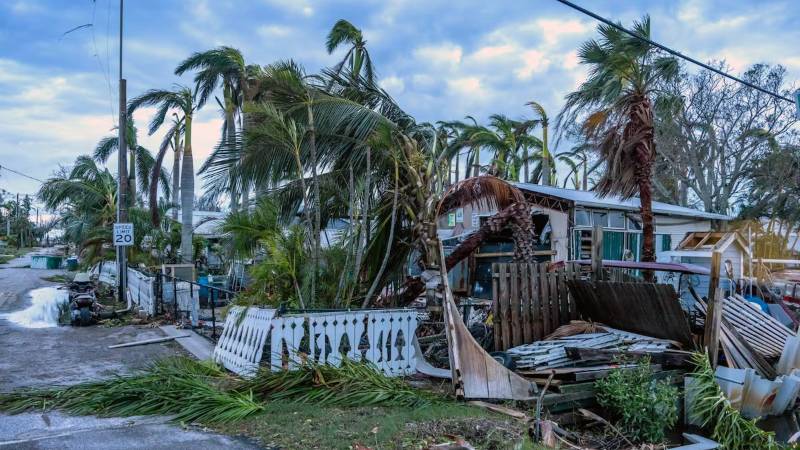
top-left (270, 309), bottom-right (418, 377)
top-left (213, 306), bottom-right (276, 377)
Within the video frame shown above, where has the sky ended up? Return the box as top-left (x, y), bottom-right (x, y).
top-left (0, 0), bottom-right (798, 208)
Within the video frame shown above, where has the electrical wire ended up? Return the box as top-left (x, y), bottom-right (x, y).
top-left (0, 165), bottom-right (45, 183)
top-left (555, 0), bottom-right (796, 104)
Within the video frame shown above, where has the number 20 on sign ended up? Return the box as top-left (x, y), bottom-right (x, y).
top-left (113, 223), bottom-right (134, 247)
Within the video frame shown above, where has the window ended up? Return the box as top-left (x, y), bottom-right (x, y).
top-left (608, 211), bottom-right (625, 228)
top-left (575, 210), bottom-right (591, 226)
top-left (627, 216), bottom-right (642, 230)
top-left (592, 211), bottom-right (608, 228)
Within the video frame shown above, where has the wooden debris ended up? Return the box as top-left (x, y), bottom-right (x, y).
top-left (567, 280), bottom-right (694, 346)
top-left (440, 244), bottom-right (537, 400)
top-left (107, 335), bottom-right (189, 349)
top-left (564, 346), bottom-right (693, 367)
top-left (468, 401), bottom-right (527, 420)
top-left (505, 325), bottom-right (675, 371)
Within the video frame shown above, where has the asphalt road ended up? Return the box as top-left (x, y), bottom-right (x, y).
top-left (0, 252), bottom-right (261, 449)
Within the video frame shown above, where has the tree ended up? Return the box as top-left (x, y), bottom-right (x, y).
top-left (93, 117), bottom-right (166, 206)
top-left (558, 16), bottom-right (679, 276)
top-left (526, 101), bottom-right (552, 185)
top-left (129, 87), bottom-right (197, 263)
top-left (326, 19), bottom-right (374, 84)
top-left (466, 114), bottom-right (541, 181)
top-left (654, 63), bottom-right (799, 213)
top-left (175, 46), bottom-right (250, 211)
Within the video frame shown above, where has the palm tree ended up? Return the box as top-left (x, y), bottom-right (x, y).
top-left (558, 15), bottom-right (679, 275)
top-left (175, 47), bottom-right (250, 211)
top-left (326, 19), bottom-right (374, 84)
top-left (526, 101), bottom-right (552, 186)
top-left (467, 114), bottom-right (540, 181)
top-left (93, 117), bottom-right (164, 206)
top-left (129, 86), bottom-right (197, 264)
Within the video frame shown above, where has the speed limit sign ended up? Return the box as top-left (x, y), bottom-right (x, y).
top-left (113, 223), bottom-right (134, 246)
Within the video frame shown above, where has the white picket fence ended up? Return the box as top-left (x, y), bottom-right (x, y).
top-left (126, 268), bottom-right (157, 316)
top-left (213, 306), bottom-right (419, 378)
top-left (214, 307), bottom-right (276, 377)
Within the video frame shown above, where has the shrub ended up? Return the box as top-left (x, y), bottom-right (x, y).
top-left (594, 358), bottom-right (678, 443)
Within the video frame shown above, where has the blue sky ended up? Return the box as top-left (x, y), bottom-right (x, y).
top-left (0, 0), bottom-right (798, 204)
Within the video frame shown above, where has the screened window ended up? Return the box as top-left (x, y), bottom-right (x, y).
top-left (575, 210), bottom-right (591, 226)
top-left (627, 216), bottom-right (642, 230)
top-left (608, 211), bottom-right (625, 228)
top-left (592, 211), bottom-right (608, 228)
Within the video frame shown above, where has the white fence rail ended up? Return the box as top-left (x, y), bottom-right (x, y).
top-left (214, 307), bottom-right (419, 378)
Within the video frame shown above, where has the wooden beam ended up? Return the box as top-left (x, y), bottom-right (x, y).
top-left (591, 225), bottom-right (603, 281)
top-left (704, 250), bottom-right (723, 367)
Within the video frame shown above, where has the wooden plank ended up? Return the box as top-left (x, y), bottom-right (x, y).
top-left (557, 268), bottom-right (569, 326)
top-left (510, 263), bottom-right (522, 347)
top-left (520, 263), bottom-right (533, 345)
top-left (705, 251), bottom-right (722, 367)
top-left (492, 263), bottom-right (502, 352)
top-left (531, 263), bottom-right (543, 341)
top-left (498, 264), bottom-right (511, 350)
top-left (539, 263), bottom-right (551, 336)
top-left (549, 271), bottom-right (559, 333)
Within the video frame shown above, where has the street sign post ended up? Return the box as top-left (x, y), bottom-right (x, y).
top-left (113, 223), bottom-right (134, 247)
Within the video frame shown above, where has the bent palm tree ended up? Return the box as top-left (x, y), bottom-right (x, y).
top-left (129, 86), bottom-right (197, 263)
top-left (558, 15), bottom-right (679, 276)
top-left (526, 101), bottom-right (552, 186)
top-left (326, 19), bottom-right (374, 84)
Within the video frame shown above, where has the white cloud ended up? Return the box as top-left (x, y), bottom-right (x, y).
top-left (257, 25), bottom-right (294, 38)
top-left (380, 75), bottom-right (405, 94)
top-left (514, 50), bottom-right (551, 80)
top-left (414, 43), bottom-right (463, 67)
top-left (263, 0), bottom-right (314, 16)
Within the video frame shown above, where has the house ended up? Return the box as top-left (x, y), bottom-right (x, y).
top-left (440, 183), bottom-right (734, 299)
top-left (660, 231), bottom-right (752, 298)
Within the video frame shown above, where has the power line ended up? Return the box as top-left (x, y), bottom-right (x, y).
top-left (555, 0), bottom-right (795, 104)
top-left (0, 165), bottom-right (45, 183)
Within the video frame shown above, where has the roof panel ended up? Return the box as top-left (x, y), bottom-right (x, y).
top-left (514, 183), bottom-right (732, 221)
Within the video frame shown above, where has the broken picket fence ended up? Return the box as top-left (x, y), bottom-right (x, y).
top-left (213, 306), bottom-right (419, 378)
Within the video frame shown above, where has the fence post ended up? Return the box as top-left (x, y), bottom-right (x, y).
top-left (591, 225), bottom-right (604, 281)
top-left (211, 288), bottom-right (217, 340)
top-left (173, 276), bottom-right (178, 320)
top-left (704, 250), bottom-right (723, 368)
top-left (189, 281), bottom-right (194, 329)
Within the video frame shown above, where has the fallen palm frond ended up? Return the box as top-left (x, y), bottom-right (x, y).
top-left (0, 357), bottom-right (262, 424)
top-left (688, 352), bottom-right (781, 450)
top-left (243, 359), bottom-right (438, 408)
top-left (1, 357), bottom-right (441, 427)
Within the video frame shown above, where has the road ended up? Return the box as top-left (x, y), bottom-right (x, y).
top-left (0, 252), bottom-right (261, 449)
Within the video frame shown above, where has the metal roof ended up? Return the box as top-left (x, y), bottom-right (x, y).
top-left (514, 183), bottom-right (733, 221)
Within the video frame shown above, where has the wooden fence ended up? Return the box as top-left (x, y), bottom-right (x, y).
top-left (491, 262), bottom-right (582, 351)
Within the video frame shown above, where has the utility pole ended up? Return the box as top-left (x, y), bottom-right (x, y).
top-left (116, 0), bottom-right (128, 306)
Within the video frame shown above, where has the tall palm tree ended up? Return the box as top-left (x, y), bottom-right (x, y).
top-left (467, 114), bottom-right (540, 181)
top-left (558, 15), bottom-right (679, 275)
top-left (526, 101), bottom-right (552, 186)
top-left (93, 117), bottom-right (163, 205)
top-left (326, 19), bottom-right (374, 84)
top-left (129, 86), bottom-right (197, 263)
top-left (175, 47), bottom-right (249, 211)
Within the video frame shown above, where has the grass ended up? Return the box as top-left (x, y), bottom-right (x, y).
top-left (214, 402), bottom-right (530, 449)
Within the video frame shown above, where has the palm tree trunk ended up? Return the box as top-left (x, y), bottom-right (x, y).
top-left (171, 138), bottom-right (181, 221)
top-left (362, 159), bottom-right (399, 308)
top-left (582, 159), bottom-right (588, 191)
top-left (226, 104), bottom-right (239, 212)
top-left (180, 113), bottom-right (195, 264)
top-left (455, 152), bottom-right (460, 183)
top-left (523, 147), bottom-right (529, 183)
top-left (541, 126), bottom-right (551, 186)
top-left (307, 101), bottom-right (320, 307)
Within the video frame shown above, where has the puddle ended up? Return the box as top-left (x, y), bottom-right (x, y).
top-left (1, 287), bottom-right (69, 328)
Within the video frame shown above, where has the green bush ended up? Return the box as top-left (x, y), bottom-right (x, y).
top-left (594, 358), bottom-right (678, 443)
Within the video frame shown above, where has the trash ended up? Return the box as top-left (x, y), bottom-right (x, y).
top-left (713, 365), bottom-right (800, 418)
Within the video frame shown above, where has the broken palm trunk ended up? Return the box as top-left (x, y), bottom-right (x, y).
top-left (436, 242), bottom-right (537, 400)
